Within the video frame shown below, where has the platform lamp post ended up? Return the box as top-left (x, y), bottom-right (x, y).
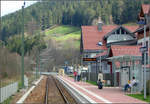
top-left (138, 18), bottom-right (147, 99)
top-left (145, 15), bottom-right (150, 100)
top-left (144, 24), bottom-right (147, 99)
top-left (21, 1), bottom-right (25, 88)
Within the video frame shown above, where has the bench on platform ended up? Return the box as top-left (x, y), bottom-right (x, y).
top-left (122, 82), bottom-right (139, 93)
top-left (131, 82), bottom-right (139, 93)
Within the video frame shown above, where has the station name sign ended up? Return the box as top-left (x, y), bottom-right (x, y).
top-left (83, 58), bottom-right (97, 62)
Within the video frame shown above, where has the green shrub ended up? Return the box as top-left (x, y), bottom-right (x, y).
top-left (86, 80), bottom-right (97, 86)
top-left (18, 80), bottom-right (22, 89)
top-left (2, 96), bottom-right (12, 104)
top-left (2, 72), bottom-right (8, 78)
top-left (141, 80), bottom-right (150, 95)
top-left (146, 80), bottom-right (150, 95)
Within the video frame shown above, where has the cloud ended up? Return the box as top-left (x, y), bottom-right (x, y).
top-left (1, 1), bottom-right (37, 17)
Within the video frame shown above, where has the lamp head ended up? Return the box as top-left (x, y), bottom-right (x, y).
top-left (24, 1), bottom-right (26, 6)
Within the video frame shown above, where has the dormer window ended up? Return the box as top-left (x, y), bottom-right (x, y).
top-left (98, 41), bottom-right (103, 46)
top-left (105, 27), bottom-right (135, 44)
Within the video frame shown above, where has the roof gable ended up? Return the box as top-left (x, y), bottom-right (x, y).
top-left (104, 26), bottom-right (135, 39)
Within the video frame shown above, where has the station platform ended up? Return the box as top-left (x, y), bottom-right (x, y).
top-left (58, 75), bottom-right (147, 104)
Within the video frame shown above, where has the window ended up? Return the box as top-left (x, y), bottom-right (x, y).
top-left (146, 41), bottom-right (148, 48)
top-left (107, 35), bottom-right (134, 44)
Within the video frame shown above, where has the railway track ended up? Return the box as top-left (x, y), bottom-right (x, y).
top-left (24, 75), bottom-right (77, 104)
top-left (44, 75), bottom-right (76, 104)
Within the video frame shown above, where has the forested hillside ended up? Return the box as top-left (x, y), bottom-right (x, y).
top-left (1, 0), bottom-right (150, 41)
top-left (1, 0), bottom-right (150, 81)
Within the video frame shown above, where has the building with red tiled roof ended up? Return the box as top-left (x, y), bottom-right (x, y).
top-left (80, 3), bottom-right (150, 88)
top-left (80, 21), bottom-right (140, 84)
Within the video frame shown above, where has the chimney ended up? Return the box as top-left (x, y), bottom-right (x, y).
top-left (97, 17), bottom-right (103, 31)
top-left (98, 21), bottom-right (103, 31)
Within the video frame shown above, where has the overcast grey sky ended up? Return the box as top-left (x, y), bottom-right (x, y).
top-left (1, 1), bottom-right (37, 17)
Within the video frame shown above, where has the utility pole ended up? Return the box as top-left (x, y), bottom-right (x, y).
top-left (39, 55), bottom-right (41, 75)
top-left (146, 14), bottom-right (150, 101)
top-left (144, 24), bottom-right (147, 99)
top-left (138, 16), bottom-right (147, 99)
top-left (100, 56), bottom-right (102, 72)
top-left (39, 51), bottom-right (41, 76)
top-left (21, 2), bottom-right (25, 88)
top-left (88, 63), bottom-right (90, 81)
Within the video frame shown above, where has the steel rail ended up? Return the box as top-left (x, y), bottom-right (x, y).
top-left (44, 77), bottom-right (49, 104)
top-left (52, 76), bottom-right (69, 104)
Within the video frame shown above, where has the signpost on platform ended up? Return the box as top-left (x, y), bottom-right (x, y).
top-left (83, 58), bottom-right (97, 62)
top-left (83, 58), bottom-right (97, 81)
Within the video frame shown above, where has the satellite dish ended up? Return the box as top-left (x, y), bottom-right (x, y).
top-left (98, 42), bottom-right (103, 46)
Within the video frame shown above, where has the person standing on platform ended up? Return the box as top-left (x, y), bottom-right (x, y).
top-left (97, 79), bottom-right (103, 89)
top-left (77, 67), bottom-right (81, 81)
top-left (73, 70), bottom-right (77, 82)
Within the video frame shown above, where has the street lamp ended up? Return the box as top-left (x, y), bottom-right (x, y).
top-left (21, 1), bottom-right (25, 88)
top-left (143, 23), bottom-right (147, 100)
top-left (138, 19), bottom-right (147, 99)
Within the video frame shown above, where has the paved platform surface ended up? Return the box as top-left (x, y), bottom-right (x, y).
top-left (59, 75), bottom-right (148, 104)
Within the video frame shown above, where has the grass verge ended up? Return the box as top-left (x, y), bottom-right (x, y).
top-left (86, 80), bottom-right (97, 86)
top-left (45, 25), bottom-right (80, 36)
top-left (127, 94), bottom-right (150, 102)
top-left (53, 31), bottom-right (81, 41)
top-left (68, 74), bottom-right (74, 78)
top-left (0, 77), bottom-right (19, 88)
top-left (2, 96), bottom-right (12, 104)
